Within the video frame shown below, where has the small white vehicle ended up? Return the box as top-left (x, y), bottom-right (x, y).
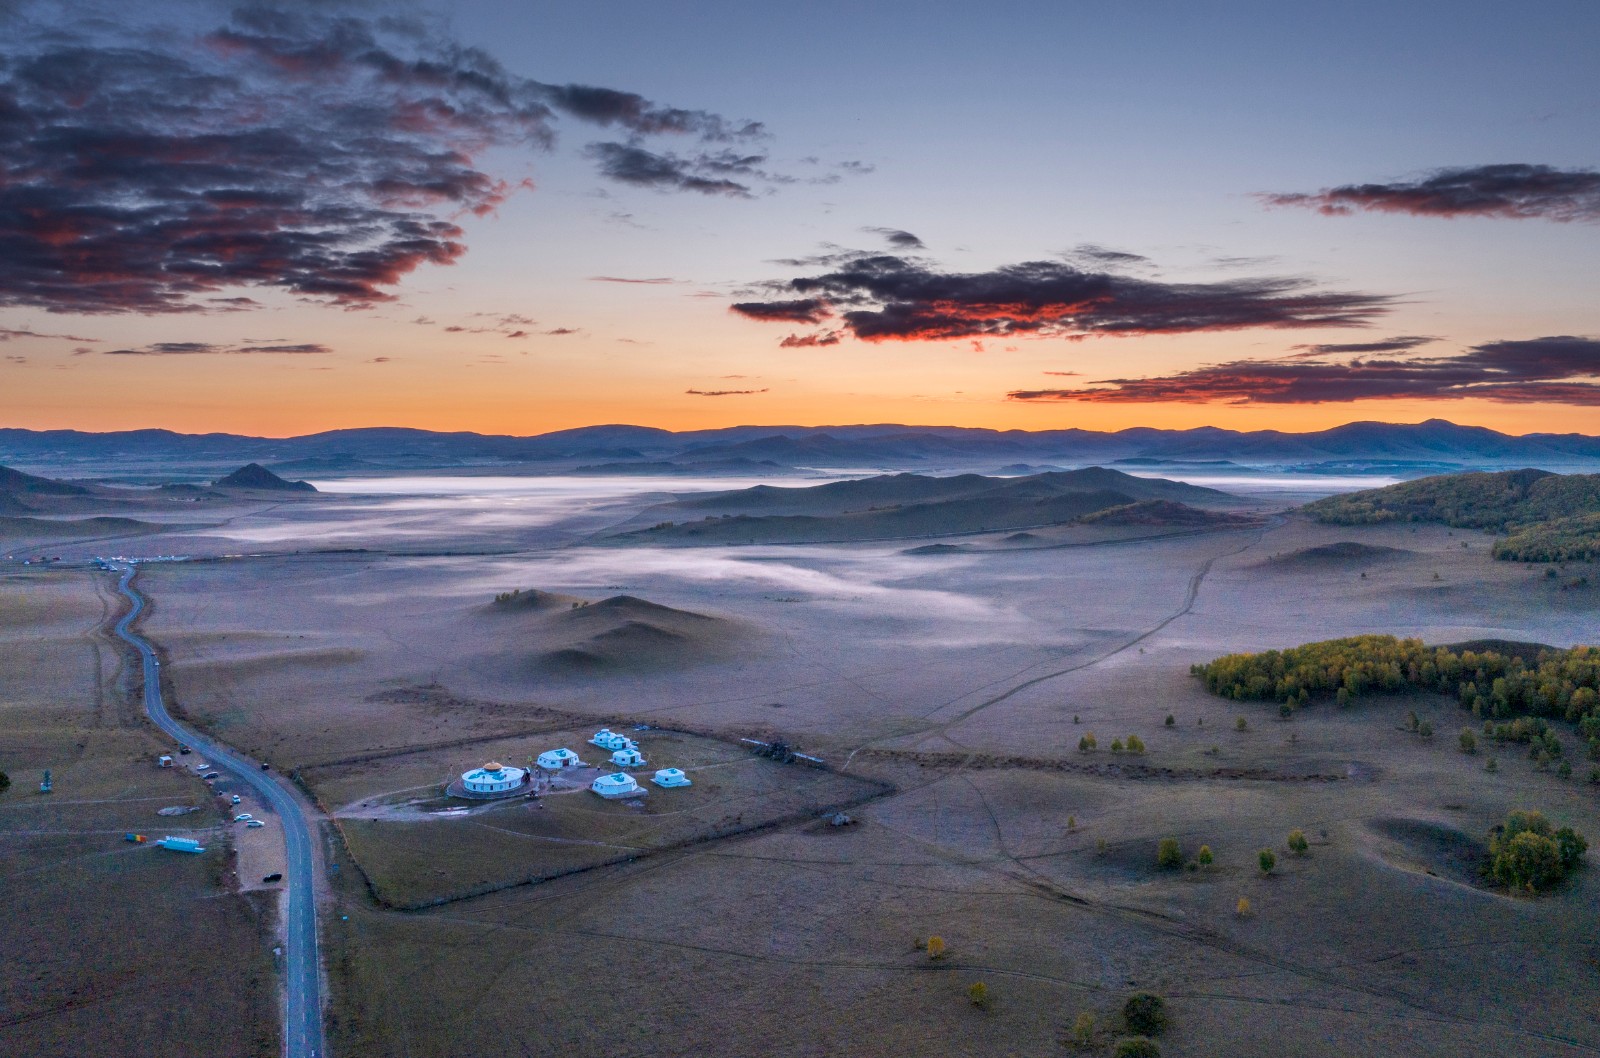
top-left (234, 813), bottom-right (254, 822)
top-left (246, 820), bottom-right (265, 829)
top-left (231, 795), bottom-right (241, 805)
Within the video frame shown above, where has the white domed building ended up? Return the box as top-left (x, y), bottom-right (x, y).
top-left (449, 761), bottom-right (528, 799)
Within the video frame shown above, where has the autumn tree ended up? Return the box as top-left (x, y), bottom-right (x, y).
top-left (1287, 829), bottom-right (1309, 855)
top-left (1157, 838), bottom-right (1183, 870)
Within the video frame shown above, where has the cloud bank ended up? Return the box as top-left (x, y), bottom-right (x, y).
top-left (1007, 335), bottom-right (1600, 405)
top-left (0, 1), bottom-right (766, 314)
top-left (732, 253), bottom-right (1393, 344)
top-left (1264, 164), bottom-right (1600, 222)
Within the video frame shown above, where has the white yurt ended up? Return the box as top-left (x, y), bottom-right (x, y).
top-left (590, 772), bottom-right (641, 799)
top-left (590, 729), bottom-right (634, 751)
top-left (537, 748), bottom-right (583, 770)
top-left (610, 747), bottom-right (647, 768)
top-left (651, 768), bottom-right (692, 788)
top-left (461, 761), bottom-right (526, 794)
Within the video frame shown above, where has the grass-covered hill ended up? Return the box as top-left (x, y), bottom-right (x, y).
top-left (607, 468), bottom-right (1240, 545)
top-left (1301, 469), bottom-right (1600, 561)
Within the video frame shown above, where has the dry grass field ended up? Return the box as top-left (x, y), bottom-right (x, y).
top-left (0, 569), bottom-right (278, 1058)
top-left (11, 472), bottom-right (1600, 1056)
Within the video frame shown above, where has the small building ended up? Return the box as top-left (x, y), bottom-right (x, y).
top-left (651, 768), bottom-right (692, 788)
top-left (157, 755), bottom-right (174, 768)
top-left (461, 761), bottom-right (527, 795)
top-left (610, 747), bottom-right (647, 768)
top-left (536, 748), bottom-right (584, 770)
top-left (156, 836), bottom-right (204, 853)
top-left (590, 772), bottom-right (642, 799)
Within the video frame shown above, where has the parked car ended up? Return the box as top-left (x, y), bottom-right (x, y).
top-left (231, 795), bottom-right (242, 804)
top-left (178, 746), bottom-right (191, 755)
top-left (202, 772), bottom-right (220, 781)
top-left (246, 820), bottom-right (265, 829)
top-left (262, 872), bottom-right (282, 883)
top-left (234, 813), bottom-right (253, 822)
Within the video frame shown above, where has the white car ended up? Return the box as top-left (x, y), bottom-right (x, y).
top-left (234, 813), bottom-right (254, 822)
top-left (231, 795), bottom-right (241, 805)
top-left (245, 820), bottom-right (265, 829)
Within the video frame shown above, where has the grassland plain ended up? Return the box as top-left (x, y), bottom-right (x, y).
top-left (0, 568), bottom-right (278, 1058)
top-left (119, 492), bottom-right (1600, 1057)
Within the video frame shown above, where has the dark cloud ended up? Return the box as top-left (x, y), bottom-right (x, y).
top-left (729, 298), bottom-right (831, 324)
top-left (585, 142), bottom-right (757, 197)
top-left (543, 327), bottom-right (579, 335)
top-left (778, 330), bottom-right (842, 347)
top-left (1263, 164), bottom-right (1600, 222)
top-left (863, 227), bottom-right (925, 249)
top-left (1006, 335), bottom-right (1600, 405)
top-left (1066, 244), bottom-right (1149, 267)
top-left (1290, 335), bottom-right (1438, 356)
top-left (686, 387), bottom-right (768, 396)
top-left (0, 2), bottom-right (768, 314)
top-left (588, 275), bottom-right (681, 284)
top-left (732, 254), bottom-right (1393, 344)
top-left (0, 326), bottom-right (98, 342)
top-left (103, 340), bottom-right (331, 355)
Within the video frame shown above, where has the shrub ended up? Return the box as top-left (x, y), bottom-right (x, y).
top-left (1258, 848), bottom-right (1276, 875)
top-left (1111, 738), bottom-right (1124, 754)
top-left (1459, 728), bottom-right (1477, 754)
top-left (1197, 844), bottom-right (1214, 867)
top-left (1235, 896), bottom-right (1251, 916)
top-left (1486, 756), bottom-right (1499, 773)
top-left (1559, 760), bottom-right (1574, 780)
top-left (926, 935), bottom-right (946, 960)
top-left (1156, 838), bottom-right (1183, 870)
top-left (1079, 733), bottom-right (1098, 752)
top-left (1164, 714), bottom-right (1176, 727)
top-left (1488, 810), bottom-right (1587, 892)
top-left (1279, 703), bottom-right (1292, 720)
top-left (1419, 720), bottom-right (1433, 738)
top-left (967, 981), bottom-right (990, 1009)
top-left (1235, 716), bottom-right (1249, 732)
top-left (1122, 992), bottom-right (1167, 1035)
top-left (1067, 815), bottom-right (1077, 830)
top-left (1070, 1011), bottom-right (1096, 1047)
top-left (0, 770), bottom-right (8, 795)
top-left (1114, 1038), bottom-right (1161, 1058)
top-left (1126, 734), bottom-right (1146, 754)
top-left (1287, 829), bottom-right (1309, 855)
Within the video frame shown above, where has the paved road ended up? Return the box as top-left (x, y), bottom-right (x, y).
top-left (111, 564), bottom-right (326, 1058)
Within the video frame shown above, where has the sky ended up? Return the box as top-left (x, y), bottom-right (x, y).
top-left (2, 0), bottom-right (1599, 437)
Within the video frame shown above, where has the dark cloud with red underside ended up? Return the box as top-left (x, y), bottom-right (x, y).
top-left (1263, 164), bottom-right (1600, 222)
top-left (0, 2), bottom-right (764, 314)
top-left (1006, 336), bottom-right (1600, 406)
top-left (731, 255), bottom-right (1392, 344)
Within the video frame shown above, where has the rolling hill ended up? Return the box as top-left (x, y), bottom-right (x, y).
top-left (1301, 469), bottom-right (1600, 561)
top-left (608, 468), bottom-right (1240, 545)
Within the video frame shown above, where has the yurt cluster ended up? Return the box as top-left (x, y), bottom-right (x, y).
top-left (454, 728), bottom-right (691, 802)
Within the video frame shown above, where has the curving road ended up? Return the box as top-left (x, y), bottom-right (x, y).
top-left (111, 564), bottom-right (326, 1058)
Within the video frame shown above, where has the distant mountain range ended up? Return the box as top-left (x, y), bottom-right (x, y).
top-left (3, 418), bottom-right (1599, 479)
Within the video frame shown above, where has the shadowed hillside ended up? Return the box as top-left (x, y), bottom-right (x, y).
top-left (479, 590), bottom-right (743, 673)
top-left (214, 463), bottom-right (317, 492)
